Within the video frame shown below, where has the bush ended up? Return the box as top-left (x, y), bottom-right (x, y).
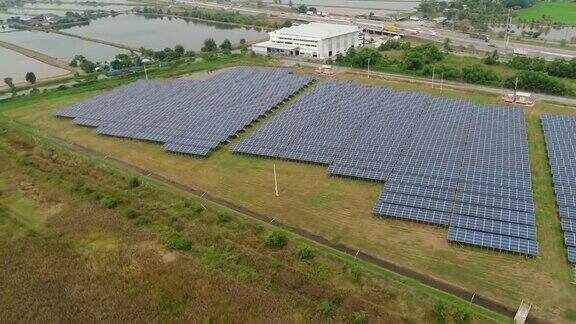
top-left (350, 261), bottom-right (363, 282)
top-left (317, 300), bottom-right (336, 317)
top-left (267, 230), bottom-right (287, 247)
top-left (135, 216), bottom-right (152, 226)
top-left (128, 176), bottom-right (140, 188)
top-left (121, 208), bottom-right (139, 219)
top-left (483, 50), bottom-right (499, 65)
top-left (462, 65), bottom-right (501, 86)
top-left (101, 196), bottom-right (120, 209)
top-left (351, 311), bottom-right (367, 324)
top-left (379, 40), bottom-right (401, 51)
top-left (505, 71), bottom-right (572, 96)
top-left (182, 199), bottom-right (194, 209)
top-left (195, 206), bottom-right (204, 214)
top-left (216, 211), bottom-right (231, 223)
top-left (433, 299), bottom-right (448, 321)
top-left (164, 234), bottom-right (193, 251)
top-left (452, 306), bottom-right (472, 323)
top-left (297, 243), bottom-right (314, 260)
top-left (16, 153), bottom-right (31, 166)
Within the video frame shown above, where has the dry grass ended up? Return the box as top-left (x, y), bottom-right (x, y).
top-left (0, 121), bottom-right (502, 323)
top-left (2, 68), bottom-right (576, 321)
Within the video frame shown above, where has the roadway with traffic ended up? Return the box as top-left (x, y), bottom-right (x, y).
top-left (181, 0), bottom-right (575, 61)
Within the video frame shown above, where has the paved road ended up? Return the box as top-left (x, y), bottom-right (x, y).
top-left (282, 58), bottom-right (576, 107)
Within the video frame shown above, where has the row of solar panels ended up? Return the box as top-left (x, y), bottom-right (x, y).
top-left (55, 67), bottom-right (315, 156)
top-left (233, 80), bottom-right (539, 257)
top-left (542, 115), bottom-right (576, 263)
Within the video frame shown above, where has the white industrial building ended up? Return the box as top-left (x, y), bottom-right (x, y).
top-left (252, 23), bottom-right (363, 59)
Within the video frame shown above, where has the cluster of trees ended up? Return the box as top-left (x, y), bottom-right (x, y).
top-left (296, 4), bottom-right (318, 13)
top-left (418, 0), bottom-right (537, 32)
top-left (507, 56), bottom-right (576, 79)
top-left (139, 44), bottom-right (196, 63)
top-left (335, 41), bottom-right (574, 95)
top-left (137, 6), bottom-right (293, 29)
top-left (69, 55), bottom-right (97, 73)
top-left (2, 72), bottom-right (36, 95)
top-left (504, 70), bottom-right (571, 96)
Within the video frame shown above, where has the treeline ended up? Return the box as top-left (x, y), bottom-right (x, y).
top-left (418, 0), bottom-right (538, 32)
top-left (335, 41), bottom-right (574, 96)
top-left (69, 39), bottom-right (249, 74)
top-left (507, 56), bottom-right (576, 79)
top-left (137, 6), bottom-right (292, 29)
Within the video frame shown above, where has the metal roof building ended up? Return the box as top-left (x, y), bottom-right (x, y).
top-left (252, 23), bottom-right (363, 59)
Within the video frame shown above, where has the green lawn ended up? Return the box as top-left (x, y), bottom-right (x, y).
top-left (515, 0), bottom-right (576, 25)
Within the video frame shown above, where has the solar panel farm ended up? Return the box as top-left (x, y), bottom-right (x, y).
top-left (2, 62), bottom-right (576, 322)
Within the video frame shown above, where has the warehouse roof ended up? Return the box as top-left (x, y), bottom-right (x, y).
top-left (252, 41), bottom-right (299, 51)
top-left (272, 23), bottom-right (360, 39)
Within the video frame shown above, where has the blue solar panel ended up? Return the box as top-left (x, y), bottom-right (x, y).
top-left (565, 232), bottom-right (576, 247)
top-left (234, 79), bottom-right (537, 257)
top-left (448, 227), bottom-right (538, 256)
top-left (542, 115), bottom-right (576, 262)
top-left (568, 246), bottom-right (576, 263)
top-left (450, 215), bottom-right (536, 240)
top-left (373, 202), bottom-right (450, 225)
top-left (55, 67), bottom-right (314, 156)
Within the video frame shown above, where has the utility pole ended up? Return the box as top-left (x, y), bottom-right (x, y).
top-left (367, 58), bottom-right (371, 79)
top-left (273, 164), bottom-right (279, 197)
top-left (440, 73), bottom-right (444, 93)
top-left (505, 8), bottom-right (512, 50)
top-left (431, 66), bottom-right (435, 89)
top-left (514, 77), bottom-right (519, 100)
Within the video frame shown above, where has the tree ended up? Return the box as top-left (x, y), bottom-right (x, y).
top-left (174, 44), bottom-right (185, 56)
top-left (25, 72), bottom-right (36, 84)
top-left (267, 230), bottom-right (287, 247)
top-left (110, 59), bottom-right (123, 70)
top-left (505, 71), bottom-right (571, 96)
top-left (79, 59), bottom-right (96, 73)
top-left (297, 4), bottom-right (307, 13)
top-left (220, 39), bottom-right (232, 51)
top-left (443, 38), bottom-right (452, 52)
top-left (462, 65), bottom-right (501, 86)
top-left (483, 50), bottom-right (499, 65)
top-left (202, 38), bottom-right (218, 52)
top-left (4, 77), bottom-right (16, 93)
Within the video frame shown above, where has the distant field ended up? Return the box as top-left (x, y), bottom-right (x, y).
top-left (515, 0), bottom-right (576, 25)
top-left (2, 66), bottom-right (576, 322)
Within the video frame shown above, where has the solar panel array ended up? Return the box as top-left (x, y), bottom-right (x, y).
top-left (54, 67), bottom-right (314, 156)
top-left (234, 80), bottom-right (538, 256)
top-left (542, 115), bottom-right (576, 263)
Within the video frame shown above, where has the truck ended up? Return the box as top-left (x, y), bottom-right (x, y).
top-left (384, 24), bottom-right (399, 33)
top-left (468, 33), bottom-right (490, 42)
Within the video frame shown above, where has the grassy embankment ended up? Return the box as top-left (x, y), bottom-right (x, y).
top-left (1, 59), bottom-right (576, 322)
top-left (0, 109), bottom-right (506, 322)
top-left (515, 0), bottom-right (576, 25)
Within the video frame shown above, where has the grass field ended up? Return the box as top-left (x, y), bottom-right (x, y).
top-left (1, 63), bottom-right (576, 322)
top-left (0, 117), bottom-right (507, 323)
top-left (515, 0), bottom-right (576, 25)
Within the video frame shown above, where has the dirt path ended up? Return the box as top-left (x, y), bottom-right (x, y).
top-left (0, 40), bottom-right (81, 74)
top-left (16, 24), bottom-right (140, 52)
top-left (48, 135), bottom-right (549, 324)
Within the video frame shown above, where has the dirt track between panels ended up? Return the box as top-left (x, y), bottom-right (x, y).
top-left (50, 135), bottom-right (549, 324)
